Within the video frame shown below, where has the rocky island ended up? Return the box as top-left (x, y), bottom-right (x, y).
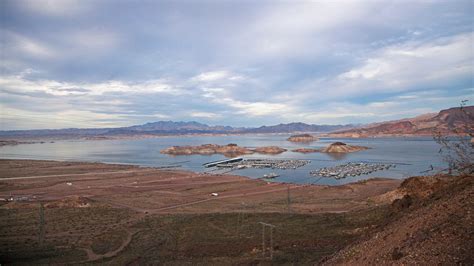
top-left (253, 146), bottom-right (287, 154)
top-left (322, 142), bottom-right (369, 153)
top-left (292, 148), bottom-right (321, 153)
top-left (0, 140), bottom-right (43, 147)
top-left (161, 143), bottom-right (287, 156)
top-left (287, 133), bottom-right (318, 142)
top-left (292, 142), bottom-right (370, 154)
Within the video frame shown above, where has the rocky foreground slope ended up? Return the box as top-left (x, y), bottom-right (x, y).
top-left (322, 174), bottom-right (474, 265)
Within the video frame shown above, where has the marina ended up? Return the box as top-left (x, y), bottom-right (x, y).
top-left (310, 162), bottom-right (396, 179)
top-left (0, 136), bottom-right (446, 185)
top-left (210, 158), bottom-right (311, 170)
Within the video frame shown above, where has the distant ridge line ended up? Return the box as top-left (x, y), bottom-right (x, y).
top-left (0, 121), bottom-right (354, 138)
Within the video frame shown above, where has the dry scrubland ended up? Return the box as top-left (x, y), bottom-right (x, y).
top-left (0, 159), bottom-right (471, 264)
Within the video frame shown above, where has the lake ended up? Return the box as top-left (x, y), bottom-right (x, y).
top-left (0, 135), bottom-right (447, 185)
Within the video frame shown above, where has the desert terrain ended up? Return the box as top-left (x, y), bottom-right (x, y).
top-left (0, 159), bottom-right (402, 264)
top-left (0, 159), bottom-right (472, 264)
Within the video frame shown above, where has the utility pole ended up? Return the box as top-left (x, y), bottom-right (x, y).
top-left (270, 225), bottom-right (274, 260)
top-left (261, 223), bottom-right (265, 258)
top-left (258, 222), bottom-right (276, 260)
top-left (237, 211), bottom-right (243, 239)
top-left (287, 186), bottom-right (291, 214)
top-left (238, 202), bottom-right (247, 239)
top-left (39, 202), bottom-right (45, 247)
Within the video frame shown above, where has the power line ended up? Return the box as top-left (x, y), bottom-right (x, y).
top-left (38, 202), bottom-right (45, 247)
top-left (258, 222), bottom-right (276, 260)
top-left (287, 186), bottom-right (291, 214)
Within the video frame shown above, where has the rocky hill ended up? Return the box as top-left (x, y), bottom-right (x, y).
top-left (322, 142), bottom-right (370, 153)
top-left (322, 174), bottom-right (473, 265)
top-left (287, 133), bottom-right (318, 142)
top-left (328, 106), bottom-right (474, 137)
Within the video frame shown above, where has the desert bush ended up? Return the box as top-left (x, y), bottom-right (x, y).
top-left (433, 101), bottom-right (473, 175)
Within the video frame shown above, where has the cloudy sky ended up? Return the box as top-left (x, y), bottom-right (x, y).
top-left (1, 0), bottom-right (473, 129)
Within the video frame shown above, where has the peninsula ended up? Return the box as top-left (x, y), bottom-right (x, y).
top-left (160, 143), bottom-right (287, 156)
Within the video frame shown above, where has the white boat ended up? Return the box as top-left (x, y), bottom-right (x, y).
top-left (262, 173), bottom-right (279, 179)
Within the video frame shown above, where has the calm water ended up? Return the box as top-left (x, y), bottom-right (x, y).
top-left (0, 135), bottom-right (446, 185)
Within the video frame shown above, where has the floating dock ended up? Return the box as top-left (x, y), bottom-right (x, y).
top-left (310, 162), bottom-right (395, 179)
top-left (208, 158), bottom-right (310, 170)
top-left (203, 157), bottom-right (243, 168)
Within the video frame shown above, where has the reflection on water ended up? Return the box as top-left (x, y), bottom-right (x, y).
top-left (324, 152), bottom-right (348, 160)
top-left (0, 135), bottom-right (446, 186)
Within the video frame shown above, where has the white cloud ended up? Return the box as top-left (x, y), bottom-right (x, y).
top-left (397, 95), bottom-right (419, 99)
top-left (0, 105), bottom-right (129, 129)
top-left (338, 33), bottom-right (473, 90)
top-left (192, 70), bottom-right (244, 83)
top-left (192, 71), bottom-right (229, 82)
top-left (220, 97), bottom-right (289, 117)
top-left (199, 86), bottom-right (290, 117)
top-left (287, 32), bottom-right (474, 103)
top-left (190, 112), bottom-right (221, 119)
top-left (2, 1), bottom-right (472, 129)
top-left (18, 0), bottom-right (91, 16)
top-left (121, 113), bottom-right (170, 119)
top-left (226, 1), bottom-right (375, 60)
top-left (296, 111), bottom-right (377, 121)
top-left (281, 90), bottom-right (474, 124)
top-left (69, 29), bottom-right (119, 51)
top-left (3, 31), bottom-right (57, 59)
top-left (367, 101), bottom-right (399, 108)
top-left (150, 113), bottom-right (170, 119)
top-left (0, 75), bottom-right (180, 96)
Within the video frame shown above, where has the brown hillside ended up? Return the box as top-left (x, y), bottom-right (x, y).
top-left (322, 174), bottom-right (474, 265)
top-left (328, 106), bottom-right (474, 137)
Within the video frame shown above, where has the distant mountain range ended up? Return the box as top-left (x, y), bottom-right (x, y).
top-left (1, 106), bottom-right (471, 139)
top-left (327, 106), bottom-right (473, 137)
top-left (0, 121), bottom-right (354, 138)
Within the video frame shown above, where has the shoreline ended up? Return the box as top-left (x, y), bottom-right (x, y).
top-left (0, 158), bottom-right (402, 214)
top-left (0, 158), bottom-right (410, 264)
top-left (0, 157), bottom-right (401, 186)
top-left (0, 132), bottom-right (442, 143)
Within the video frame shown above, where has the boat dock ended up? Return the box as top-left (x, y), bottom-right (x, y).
top-left (209, 158), bottom-right (310, 170)
top-left (310, 162), bottom-right (395, 179)
top-left (203, 157), bottom-right (243, 168)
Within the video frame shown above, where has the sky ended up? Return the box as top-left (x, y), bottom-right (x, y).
top-left (0, 0), bottom-right (473, 130)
